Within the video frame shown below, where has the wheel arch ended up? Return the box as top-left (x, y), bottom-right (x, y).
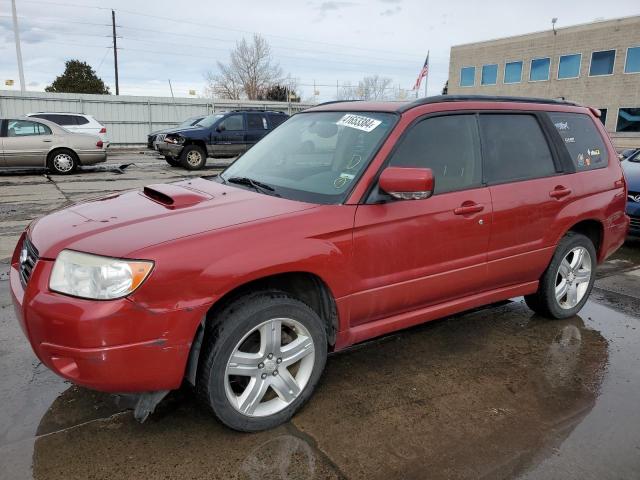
top-left (184, 271), bottom-right (339, 386)
top-left (565, 218), bottom-right (604, 261)
top-left (183, 138), bottom-right (208, 152)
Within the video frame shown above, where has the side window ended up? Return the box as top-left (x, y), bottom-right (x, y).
top-left (480, 114), bottom-right (557, 184)
top-left (75, 116), bottom-right (90, 125)
top-left (247, 113), bottom-right (267, 130)
top-left (268, 114), bottom-right (287, 128)
top-left (389, 114), bottom-right (482, 194)
top-left (7, 120), bottom-right (49, 137)
top-left (548, 112), bottom-right (609, 170)
top-left (219, 114), bottom-right (244, 131)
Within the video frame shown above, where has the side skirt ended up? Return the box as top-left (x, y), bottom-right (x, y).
top-left (335, 281), bottom-right (539, 349)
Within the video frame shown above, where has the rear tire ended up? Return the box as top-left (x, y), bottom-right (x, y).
top-left (180, 145), bottom-right (206, 170)
top-left (525, 232), bottom-right (596, 319)
top-left (47, 149), bottom-right (78, 174)
top-left (196, 291), bottom-right (327, 432)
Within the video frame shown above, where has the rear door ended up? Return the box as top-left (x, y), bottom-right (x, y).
top-left (209, 113), bottom-right (246, 156)
top-left (480, 112), bottom-right (576, 289)
top-left (0, 120), bottom-right (5, 167)
top-left (3, 119), bottom-right (54, 167)
top-left (351, 113), bottom-right (492, 326)
top-left (245, 113), bottom-right (269, 149)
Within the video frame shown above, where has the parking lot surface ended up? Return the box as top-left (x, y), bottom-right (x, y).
top-left (1, 152), bottom-right (640, 479)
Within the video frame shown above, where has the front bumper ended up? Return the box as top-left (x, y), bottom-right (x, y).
top-left (10, 239), bottom-right (206, 393)
top-left (156, 143), bottom-right (183, 158)
top-left (626, 201), bottom-right (640, 235)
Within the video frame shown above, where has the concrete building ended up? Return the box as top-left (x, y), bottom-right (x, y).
top-left (448, 16), bottom-right (640, 148)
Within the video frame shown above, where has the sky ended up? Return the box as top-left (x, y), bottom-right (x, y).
top-left (0, 0), bottom-right (639, 101)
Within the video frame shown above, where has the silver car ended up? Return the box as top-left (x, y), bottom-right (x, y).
top-left (0, 117), bottom-right (107, 174)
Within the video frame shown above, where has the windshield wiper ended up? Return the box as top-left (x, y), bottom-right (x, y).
top-left (226, 176), bottom-right (278, 195)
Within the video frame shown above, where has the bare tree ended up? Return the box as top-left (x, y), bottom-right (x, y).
top-left (206, 34), bottom-right (283, 100)
top-left (337, 75), bottom-right (393, 101)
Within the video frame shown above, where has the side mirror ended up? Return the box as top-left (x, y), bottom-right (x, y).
top-left (216, 124), bottom-right (225, 132)
top-left (379, 167), bottom-right (434, 200)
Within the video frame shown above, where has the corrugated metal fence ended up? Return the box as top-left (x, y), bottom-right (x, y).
top-left (0, 90), bottom-right (313, 146)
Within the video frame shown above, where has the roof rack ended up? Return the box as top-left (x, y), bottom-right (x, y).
top-left (313, 99), bottom-right (363, 108)
top-left (397, 95), bottom-right (579, 112)
top-left (229, 109), bottom-right (287, 114)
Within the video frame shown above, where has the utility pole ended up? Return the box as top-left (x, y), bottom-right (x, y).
top-left (112, 10), bottom-right (119, 95)
top-left (11, 0), bottom-right (25, 92)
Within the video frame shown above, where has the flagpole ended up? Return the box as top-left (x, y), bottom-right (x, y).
top-left (423, 50), bottom-right (429, 98)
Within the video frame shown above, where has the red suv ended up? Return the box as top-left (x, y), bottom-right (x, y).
top-left (11, 96), bottom-right (628, 431)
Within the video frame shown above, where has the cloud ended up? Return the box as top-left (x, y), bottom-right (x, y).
top-left (0, 17), bottom-right (54, 45)
top-left (380, 6), bottom-right (402, 16)
top-left (318, 1), bottom-right (356, 11)
top-left (380, 0), bottom-right (402, 3)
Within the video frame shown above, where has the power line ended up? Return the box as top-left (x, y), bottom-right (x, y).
top-left (17, 0), bottom-right (427, 59)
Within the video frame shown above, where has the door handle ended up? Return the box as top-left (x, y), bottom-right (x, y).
top-left (454, 203), bottom-right (484, 215)
top-left (549, 186), bottom-right (572, 199)
top-left (42, 139), bottom-right (53, 143)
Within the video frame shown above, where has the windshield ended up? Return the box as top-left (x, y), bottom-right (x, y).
top-left (219, 111), bottom-right (397, 204)
top-left (196, 113), bottom-right (225, 128)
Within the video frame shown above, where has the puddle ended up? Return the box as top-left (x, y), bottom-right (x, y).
top-left (0, 288), bottom-right (639, 479)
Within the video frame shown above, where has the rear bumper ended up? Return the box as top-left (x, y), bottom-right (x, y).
top-left (77, 150), bottom-right (107, 165)
top-left (10, 239), bottom-right (206, 393)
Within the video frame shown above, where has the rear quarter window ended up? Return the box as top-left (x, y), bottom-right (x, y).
top-left (548, 112), bottom-right (608, 171)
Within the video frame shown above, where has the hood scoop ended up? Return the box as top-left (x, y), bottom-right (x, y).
top-left (142, 183), bottom-right (213, 209)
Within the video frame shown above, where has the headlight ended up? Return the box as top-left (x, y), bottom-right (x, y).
top-left (165, 135), bottom-right (185, 145)
top-left (49, 250), bottom-right (154, 300)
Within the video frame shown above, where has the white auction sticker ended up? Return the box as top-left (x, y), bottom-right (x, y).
top-left (336, 114), bottom-right (381, 132)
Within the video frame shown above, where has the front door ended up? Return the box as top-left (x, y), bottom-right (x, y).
top-left (3, 119), bottom-right (53, 167)
top-left (350, 113), bottom-right (491, 326)
top-left (210, 113), bottom-right (246, 157)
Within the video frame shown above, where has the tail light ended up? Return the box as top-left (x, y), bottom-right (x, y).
top-left (96, 140), bottom-right (104, 148)
top-left (99, 127), bottom-right (107, 134)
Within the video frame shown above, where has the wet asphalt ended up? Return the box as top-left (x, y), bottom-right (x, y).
top-left (1, 152), bottom-right (640, 479)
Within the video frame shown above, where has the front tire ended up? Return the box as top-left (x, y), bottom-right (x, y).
top-left (196, 291), bottom-right (327, 432)
top-left (47, 149), bottom-right (78, 174)
top-left (525, 232), bottom-right (596, 319)
top-left (180, 145), bottom-right (206, 170)
top-left (164, 156), bottom-right (181, 167)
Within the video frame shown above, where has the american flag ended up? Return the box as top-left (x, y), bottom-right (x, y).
top-left (412, 52), bottom-right (430, 90)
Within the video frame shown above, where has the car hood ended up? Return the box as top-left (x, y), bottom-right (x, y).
top-left (165, 126), bottom-right (206, 136)
top-left (622, 160), bottom-right (640, 192)
top-left (28, 177), bottom-right (317, 259)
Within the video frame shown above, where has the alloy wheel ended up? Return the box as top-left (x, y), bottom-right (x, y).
top-left (186, 150), bottom-right (202, 167)
top-left (555, 246), bottom-right (592, 309)
top-left (224, 317), bottom-right (315, 417)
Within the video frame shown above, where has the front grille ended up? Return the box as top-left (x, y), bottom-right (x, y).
top-left (630, 216), bottom-right (640, 231)
top-left (628, 191), bottom-right (640, 203)
top-left (156, 134), bottom-right (166, 142)
top-left (19, 237), bottom-right (39, 286)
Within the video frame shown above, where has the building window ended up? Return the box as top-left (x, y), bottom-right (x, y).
top-left (460, 66), bottom-right (475, 87)
top-left (625, 46), bottom-right (640, 73)
top-left (617, 107), bottom-right (640, 132)
top-left (481, 64), bottom-right (498, 85)
top-left (504, 61), bottom-right (523, 83)
top-left (530, 58), bottom-right (550, 81)
top-left (558, 53), bottom-right (581, 79)
top-left (589, 50), bottom-right (616, 76)
top-left (599, 109), bottom-right (607, 126)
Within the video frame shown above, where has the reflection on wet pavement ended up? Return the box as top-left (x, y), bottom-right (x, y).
top-left (1, 264), bottom-right (640, 479)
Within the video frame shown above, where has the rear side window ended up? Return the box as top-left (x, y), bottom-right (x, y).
top-left (389, 114), bottom-right (482, 194)
top-left (480, 114), bottom-right (557, 184)
top-left (33, 114), bottom-right (77, 125)
top-left (548, 112), bottom-right (608, 170)
top-left (247, 113), bottom-right (267, 130)
top-left (75, 116), bottom-right (90, 125)
top-left (268, 114), bottom-right (287, 128)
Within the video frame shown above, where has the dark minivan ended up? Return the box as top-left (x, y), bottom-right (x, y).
top-left (158, 110), bottom-right (288, 170)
